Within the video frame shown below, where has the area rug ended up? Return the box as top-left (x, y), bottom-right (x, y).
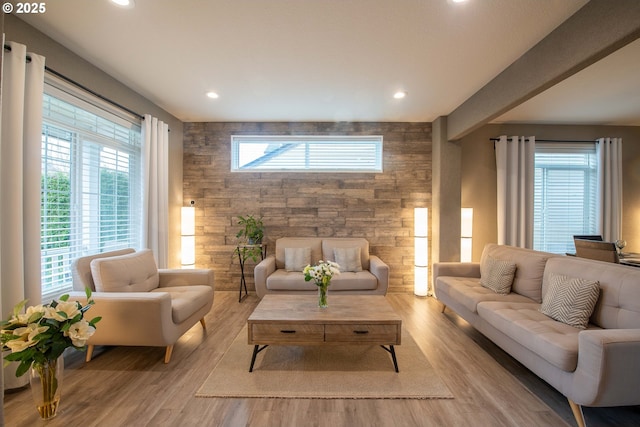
top-left (196, 326), bottom-right (453, 399)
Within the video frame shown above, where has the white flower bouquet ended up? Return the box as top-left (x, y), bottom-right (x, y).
top-left (1, 288), bottom-right (100, 377)
top-left (303, 260), bottom-right (341, 287)
top-left (303, 260), bottom-right (340, 308)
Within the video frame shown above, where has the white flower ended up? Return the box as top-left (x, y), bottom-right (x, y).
top-left (5, 323), bottom-right (49, 353)
top-left (44, 300), bottom-right (81, 321)
top-left (64, 319), bottom-right (96, 347)
top-left (10, 304), bottom-right (45, 324)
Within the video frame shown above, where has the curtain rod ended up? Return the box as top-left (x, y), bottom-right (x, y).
top-left (490, 137), bottom-right (597, 143)
top-left (4, 44), bottom-right (145, 121)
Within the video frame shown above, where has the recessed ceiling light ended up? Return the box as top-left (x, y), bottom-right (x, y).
top-left (451, 0), bottom-right (468, 3)
top-left (111, 0), bottom-right (135, 8)
top-left (393, 91), bottom-right (407, 99)
top-left (206, 91), bottom-right (219, 99)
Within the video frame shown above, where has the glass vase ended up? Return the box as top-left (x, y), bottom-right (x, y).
top-left (318, 284), bottom-right (328, 308)
top-left (29, 355), bottom-right (64, 420)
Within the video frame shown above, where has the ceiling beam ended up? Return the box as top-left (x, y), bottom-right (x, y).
top-left (446, 0), bottom-right (640, 141)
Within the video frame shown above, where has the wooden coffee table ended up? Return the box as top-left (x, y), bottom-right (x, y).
top-left (247, 294), bottom-right (402, 372)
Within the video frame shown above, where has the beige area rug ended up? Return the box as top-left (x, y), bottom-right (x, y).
top-left (196, 327), bottom-right (453, 399)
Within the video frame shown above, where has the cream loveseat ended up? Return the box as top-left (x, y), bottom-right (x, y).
top-left (254, 237), bottom-right (389, 299)
top-left (433, 243), bottom-right (640, 427)
top-left (70, 248), bottom-right (214, 363)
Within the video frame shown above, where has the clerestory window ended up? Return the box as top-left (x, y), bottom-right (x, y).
top-left (231, 135), bottom-right (383, 172)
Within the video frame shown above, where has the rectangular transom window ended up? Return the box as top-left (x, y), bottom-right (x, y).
top-left (231, 135), bottom-right (383, 172)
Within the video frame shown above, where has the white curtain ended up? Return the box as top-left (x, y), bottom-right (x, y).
top-left (596, 137), bottom-right (623, 242)
top-left (0, 42), bottom-right (45, 389)
top-left (142, 115), bottom-right (169, 267)
top-left (495, 135), bottom-right (535, 248)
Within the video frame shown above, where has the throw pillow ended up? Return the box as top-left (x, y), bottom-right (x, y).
top-left (90, 249), bottom-right (159, 293)
top-left (284, 247), bottom-right (311, 272)
top-left (333, 247), bottom-right (363, 272)
top-left (540, 273), bottom-right (600, 329)
top-left (480, 255), bottom-right (517, 294)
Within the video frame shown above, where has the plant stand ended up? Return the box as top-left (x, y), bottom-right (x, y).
top-left (236, 244), bottom-right (267, 302)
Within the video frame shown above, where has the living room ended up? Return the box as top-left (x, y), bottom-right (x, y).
top-left (2, 1), bottom-right (640, 426)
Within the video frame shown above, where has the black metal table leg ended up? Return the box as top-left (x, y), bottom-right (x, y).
top-left (381, 345), bottom-right (399, 372)
top-left (249, 344), bottom-right (269, 372)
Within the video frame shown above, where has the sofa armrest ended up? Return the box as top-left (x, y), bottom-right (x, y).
top-left (254, 255), bottom-right (276, 299)
top-left (369, 255), bottom-right (389, 294)
top-left (158, 268), bottom-right (214, 289)
top-left (433, 262), bottom-right (480, 281)
top-left (569, 328), bottom-right (640, 406)
top-left (67, 291), bottom-right (178, 346)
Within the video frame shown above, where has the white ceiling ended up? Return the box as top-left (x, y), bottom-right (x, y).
top-left (17, 0), bottom-right (639, 125)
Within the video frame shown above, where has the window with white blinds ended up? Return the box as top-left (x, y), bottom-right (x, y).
top-left (231, 135), bottom-right (383, 172)
top-left (41, 80), bottom-right (142, 301)
top-left (533, 143), bottom-right (597, 254)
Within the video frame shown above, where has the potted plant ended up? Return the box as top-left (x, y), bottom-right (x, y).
top-left (234, 215), bottom-right (265, 262)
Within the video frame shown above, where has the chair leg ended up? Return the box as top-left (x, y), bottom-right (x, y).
top-left (164, 345), bottom-right (174, 364)
top-left (568, 399), bottom-right (586, 427)
top-left (441, 303), bottom-right (447, 313)
top-left (200, 318), bottom-right (207, 329)
top-left (85, 344), bottom-right (94, 362)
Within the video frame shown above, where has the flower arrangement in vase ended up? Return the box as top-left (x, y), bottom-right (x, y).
top-left (1, 288), bottom-right (100, 419)
top-left (303, 260), bottom-right (340, 308)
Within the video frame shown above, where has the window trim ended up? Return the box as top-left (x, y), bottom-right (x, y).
top-left (231, 135), bottom-right (383, 173)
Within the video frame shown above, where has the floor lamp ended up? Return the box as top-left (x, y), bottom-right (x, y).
top-left (461, 208), bottom-right (473, 262)
top-left (414, 207), bottom-right (429, 296)
top-left (181, 201), bottom-right (195, 268)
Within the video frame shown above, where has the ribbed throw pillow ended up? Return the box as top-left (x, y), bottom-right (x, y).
top-left (333, 247), bottom-right (362, 272)
top-left (284, 247), bottom-right (311, 272)
top-left (480, 255), bottom-right (517, 294)
top-left (540, 273), bottom-right (600, 329)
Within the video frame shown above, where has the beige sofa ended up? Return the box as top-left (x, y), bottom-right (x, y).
top-left (433, 243), bottom-right (640, 427)
top-left (254, 237), bottom-right (389, 299)
top-left (69, 248), bottom-right (214, 363)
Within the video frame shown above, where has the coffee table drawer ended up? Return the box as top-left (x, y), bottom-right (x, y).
top-left (325, 324), bottom-right (400, 344)
top-left (250, 323), bottom-right (325, 344)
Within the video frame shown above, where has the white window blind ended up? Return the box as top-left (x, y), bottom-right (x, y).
top-left (41, 80), bottom-right (142, 301)
top-left (231, 135), bottom-right (383, 172)
top-left (533, 143), bottom-right (597, 254)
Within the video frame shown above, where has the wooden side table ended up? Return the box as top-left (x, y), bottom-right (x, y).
top-left (236, 244), bottom-right (267, 302)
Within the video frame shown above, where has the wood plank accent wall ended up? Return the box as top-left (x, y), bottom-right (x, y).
top-left (183, 122), bottom-right (432, 294)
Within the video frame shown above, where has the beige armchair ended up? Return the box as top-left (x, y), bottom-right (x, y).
top-left (69, 248), bottom-right (214, 363)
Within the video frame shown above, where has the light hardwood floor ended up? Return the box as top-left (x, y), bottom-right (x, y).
top-left (4, 291), bottom-right (640, 427)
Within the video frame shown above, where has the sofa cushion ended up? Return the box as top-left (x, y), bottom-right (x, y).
top-left (284, 247), bottom-right (311, 272)
top-left (330, 272), bottom-right (377, 290)
top-left (480, 243), bottom-right (556, 303)
top-left (90, 249), bottom-right (159, 293)
top-left (334, 247), bottom-right (363, 272)
top-left (477, 301), bottom-right (589, 372)
top-left (151, 285), bottom-right (213, 324)
top-left (267, 270), bottom-right (318, 291)
top-left (543, 256), bottom-right (640, 330)
top-left (480, 255), bottom-right (517, 294)
top-left (435, 276), bottom-right (535, 314)
top-left (71, 248), bottom-right (136, 292)
top-left (266, 270), bottom-right (378, 291)
top-left (275, 238), bottom-right (323, 270)
top-left (322, 238), bottom-right (370, 270)
top-left (540, 274), bottom-right (600, 329)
